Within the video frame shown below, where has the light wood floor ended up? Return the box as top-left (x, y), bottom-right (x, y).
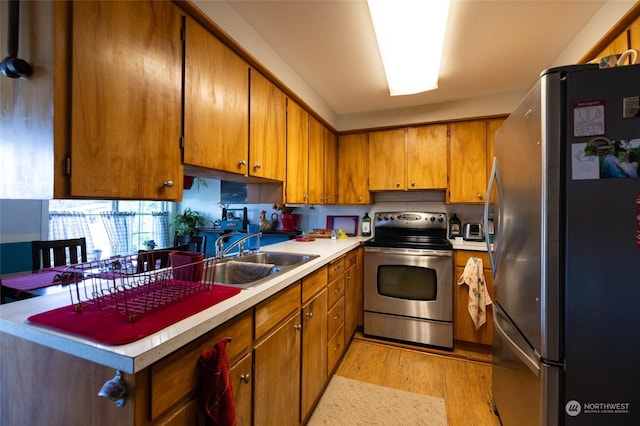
top-left (334, 335), bottom-right (502, 426)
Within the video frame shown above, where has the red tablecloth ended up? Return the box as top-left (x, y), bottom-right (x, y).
top-left (27, 284), bottom-right (241, 345)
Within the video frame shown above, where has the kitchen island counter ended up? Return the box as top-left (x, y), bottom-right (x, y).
top-left (0, 237), bottom-right (366, 374)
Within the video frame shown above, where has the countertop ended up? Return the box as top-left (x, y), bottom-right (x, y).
top-left (0, 237), bottom-right (367, 374)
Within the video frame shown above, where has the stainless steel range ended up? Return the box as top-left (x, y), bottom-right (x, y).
top-left (364, 211), bottom-right (453, 349)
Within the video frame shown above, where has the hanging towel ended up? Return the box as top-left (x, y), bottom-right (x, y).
top-left (457, 257), bottom-right (492, 330)
top-left (198, 337), bottom-right (236, 426)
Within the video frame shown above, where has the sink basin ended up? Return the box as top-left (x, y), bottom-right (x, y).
top-left (236, 252), bottom-right (319, 267)
top-left (209, 252), bottom-right (319, 289)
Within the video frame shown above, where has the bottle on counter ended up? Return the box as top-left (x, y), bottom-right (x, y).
top-left (448, 213), bottom-right (461, 239)
top-left (361, 212), bottom-right (371, 237)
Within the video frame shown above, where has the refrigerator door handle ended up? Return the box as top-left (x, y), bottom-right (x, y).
top-left (494, 305), bottom-right (541, 377)
top-left (484, 157), bottom-right (503, 276)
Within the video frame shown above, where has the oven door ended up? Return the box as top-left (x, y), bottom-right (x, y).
top-left (364, 247), bottom-right (453, 322)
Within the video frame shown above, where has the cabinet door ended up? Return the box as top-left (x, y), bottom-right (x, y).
top-left (448, 120), bottom-right (488, 203)
top-left (249, 69), bottom-right (286, 181)
top-left (253, 313), bottom-right (301, 426)
top-left (323, 128), bottom-right (338, 204)
top-left (487, 118), bottom-right (506, 203)
top-left (368, 129), bottom-right (405, 190)
top-left (453, 251), bottom-right (494, 346)
top-left (307, 116), bottom-right (325, 204)
top-left (337, 133), bottom-right (371, 204)
top-left (344, 256), bottom-right (361, 340)
top-left (286, 100), bottom-right (309, 203)
top-left (301, 288), bottom-right (328, 422)
top-left (230, 353), bottom-right (253, 426)
top-left (71, 1), bottom-right (182, 200)
top-left (630, 15), bottom-right (640, 53)
top-left (183, 16), bottom-right (249, 175)
top-left (406, 124), bottom-right (448, 189)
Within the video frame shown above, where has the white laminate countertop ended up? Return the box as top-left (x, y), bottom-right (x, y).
top-left (0, 237), bottom-right (366, 374)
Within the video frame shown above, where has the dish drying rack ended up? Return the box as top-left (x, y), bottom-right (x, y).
top-left (62, 251), bottom-right (218, 323)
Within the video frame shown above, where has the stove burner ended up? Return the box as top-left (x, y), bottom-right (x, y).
top-left (364, 211), bottom-right (452, 250)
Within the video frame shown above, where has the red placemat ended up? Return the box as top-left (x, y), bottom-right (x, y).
top-left (27, 284), bottom-right (241, 345)
top-left (2, 269), bottom-right (81, 292)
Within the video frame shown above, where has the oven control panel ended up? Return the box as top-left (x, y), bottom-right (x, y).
top-left (374, 212), bottom-right (447, 229)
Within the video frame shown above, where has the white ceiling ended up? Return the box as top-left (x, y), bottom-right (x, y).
top-left (224, 0), bottom-right (611, 118)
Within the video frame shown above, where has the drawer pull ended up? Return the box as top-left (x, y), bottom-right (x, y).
top-left (334, 287), bottom-right (341, 293)
top-left (240, 374), bottom-right (251, 384)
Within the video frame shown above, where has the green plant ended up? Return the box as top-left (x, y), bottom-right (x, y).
top-left (170, 208), bottom-right (203, 236)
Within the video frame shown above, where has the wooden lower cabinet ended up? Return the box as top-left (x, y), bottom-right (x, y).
top-left (253, 313), bottom-right (301, 425)
top-left (344, 248), bottom-right (362, 340)
top-left (453, 250), bottom-right (494, 347)
top-left (301, 288), bottom-right (328, 422)
top-left (147, 309), bottom-right (254, 424)
top-left (327, 255), bottom-right (346, 374)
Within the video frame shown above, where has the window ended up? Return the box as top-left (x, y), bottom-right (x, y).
top-left (48, 200), bottom-right (173, 259)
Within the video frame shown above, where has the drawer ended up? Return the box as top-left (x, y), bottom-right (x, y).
top-left (328, 256), bottom-right (345, 282)
top-left (302, 266), bottom-right (328, 304)
top-left (150, 309), bottom-right (253, 421)
top-left (327, 274), bottom-right (345, 308)
top-left (327, 323), bottom-right (345, 374)
top-left (255, 281), bottom-right (301, 340)
top-left (327, 295), bottom-right (344, 339)
top-left (344, 249), bottom-right (357, 269)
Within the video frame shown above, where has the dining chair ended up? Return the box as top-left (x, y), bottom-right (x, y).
top-left (173, 234), bottom-right (207, 253)
top-left (31, 237), bottom-right (88, 270)
top-left (136, 244), bottom-right (189, 273)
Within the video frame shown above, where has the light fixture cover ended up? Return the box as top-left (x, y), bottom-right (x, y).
top-left (368, 0), bottom-right (450, 96)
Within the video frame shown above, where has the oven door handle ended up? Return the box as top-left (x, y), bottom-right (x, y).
top-left (364, 247), bottom-right (452, 257)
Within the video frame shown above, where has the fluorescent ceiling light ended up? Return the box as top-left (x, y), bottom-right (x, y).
top-left (367, 0), bottom-right (450, 96)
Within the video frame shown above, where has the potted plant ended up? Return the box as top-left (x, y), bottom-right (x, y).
top-left (171, 208), bottom-right (203, 237)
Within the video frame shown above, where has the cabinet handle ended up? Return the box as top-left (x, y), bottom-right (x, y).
top-left (238, 160), bottom-right (247, 166)
top-left (294, 324), bottom-right (302, 330)
top-left (346, 273), bottom-right (352, 280)
top-left (253, 163), bottom-right (262, 170)
top-left (306, 312), bottom-right (313, 319)
top-left (334, 313), bottom-right (341, 321)
top-left (411, 181), bottom-right (416, 187)
top-left (477, 193), bottom-right (484, 200)
top-left (396, 181), bottom-right (401, 187)
top-left (163, 181), bottom-right (174, 188)
top-left (240, 374), bottom-right (251, 384)
top-left (358, 196), bottom-right (362, 201)
top-left (334, 287), bottom-right (342, 294)
top-left (334, 343), bottom-right (341, 352)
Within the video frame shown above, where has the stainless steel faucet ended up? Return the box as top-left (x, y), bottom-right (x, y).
top-left (216, 231), bottom-right (262, 258)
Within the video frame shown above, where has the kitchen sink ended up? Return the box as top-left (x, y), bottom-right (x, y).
top-left (209, 252), bottom-right (319, 289)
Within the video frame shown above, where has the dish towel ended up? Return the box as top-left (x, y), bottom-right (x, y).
top-left (457, 257), bottom-right (492, 330)
top-left (226, 260), bottom-right (275, 283)
top-left (198, 337), bottom-right (236, 426)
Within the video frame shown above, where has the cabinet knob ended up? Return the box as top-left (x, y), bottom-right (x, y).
top-left (411, 181), bottom-right (416, 187)
top-left (294, 324), bottom-right (302, 330)
top-left (306, 311), bottom-right (313, 319)
top-left (477, 193), bottom-right (484, 200)
top-left (238, 160), bottom-right (247, 167)
top-left (240, 374), bottom-right (251, 384)
top-left (358, 196), bottom-right (362, 201)
top-left (163, 181), bottom-right (174, 188)
top-left (253, 163), bottom-right (262, 170)
top-left (396, 181), bottom-right (401, 187)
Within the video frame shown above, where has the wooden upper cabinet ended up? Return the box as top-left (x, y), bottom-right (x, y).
top-left (249, 69), bottom-right (287, 181)
top-left (70, 1), bottom-right (183, 200)
top-left (286, 99), bottom-right (309, 203)
top-left (323, 128), bottom-right (338, 204)
top-left (594, 30), bottom-right (629, 59)
top-left (629, 15), bottom-right (640, 51)
top-left (368, 129), bottom-right (406, 190)
top-left (307, 116), bottom-right (325, 204)
top-left (406, 124), bottom-right (448, 189)
top-left (447, 120), bottom-right (489, 203)
top-left (337, 133), bottom-right (370, 204)
top-left (183, 15), bottom-right (249, 175)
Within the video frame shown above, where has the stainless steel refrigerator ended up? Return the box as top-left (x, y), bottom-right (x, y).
top-left (485, 63), bottom-right (640, 426)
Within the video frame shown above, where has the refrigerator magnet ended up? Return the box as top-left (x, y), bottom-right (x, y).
top-left (573, 100), bottom-right (605, 137)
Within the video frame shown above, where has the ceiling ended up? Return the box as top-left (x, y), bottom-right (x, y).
top-left (220, 0), bottom-right (610, 118)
